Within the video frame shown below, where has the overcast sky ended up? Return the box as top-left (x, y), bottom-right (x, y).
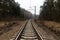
top-left (15, 0), bottom-right (45, 15)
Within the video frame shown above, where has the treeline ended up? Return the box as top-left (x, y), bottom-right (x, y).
top-left (0, 0), bottom-right (32, 20)
top-left (0, 0), bottom-right (20, 20)
top-left (20, 8), bottom-right (32, 19)
top-left (39, 0), bottom-right (60, 22)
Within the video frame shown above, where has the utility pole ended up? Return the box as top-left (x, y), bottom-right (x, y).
top-left (34, 6), bottom-right (36, 19)
top-left (30, 0), bottom-right (31, 8)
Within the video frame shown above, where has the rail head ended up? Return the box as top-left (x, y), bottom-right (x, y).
top-left (31, 21), bottom-right (42, 40)
top-left (14, 20), bottom-right (28, 40)
top-left (10, 20), bottom-right (28, 40)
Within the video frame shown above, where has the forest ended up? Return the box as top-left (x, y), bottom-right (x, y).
top-left (0, 0), bottom-right (32, 21)
top-left (39, 0), bottom-right (60, 22)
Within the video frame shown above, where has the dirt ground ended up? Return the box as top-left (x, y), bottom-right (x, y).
top-left (35, 20), bottom-right (60, 38)
top-left (0, 21), bottom-right (25, 40)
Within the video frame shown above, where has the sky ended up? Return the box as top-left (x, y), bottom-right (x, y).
top-left (15, 0), bottom-right (45, 15)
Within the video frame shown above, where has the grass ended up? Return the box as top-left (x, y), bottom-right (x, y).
top-left (35, 20), bottom-right (60, 36)
top-left (0, 21), bottom-right (25, 40)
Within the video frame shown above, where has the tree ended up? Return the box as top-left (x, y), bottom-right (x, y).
top-left (39, 0), bottom-right (59, 21)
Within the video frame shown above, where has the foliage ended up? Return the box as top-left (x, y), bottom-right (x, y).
top-left (39, 0), bottom-right (60, 22)
top-left (0, 0), bottom-right (32, 20)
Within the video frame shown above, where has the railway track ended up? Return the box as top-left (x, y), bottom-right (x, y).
top-left (15, 20), bottom-right (41, 40)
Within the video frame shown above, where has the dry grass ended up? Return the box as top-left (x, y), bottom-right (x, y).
top-left (36, 20), bottom-right (60, 36)
top-left (0, 21), bottom-right (25, 40)
top-left (43, 21), bottom-right (60, 33)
